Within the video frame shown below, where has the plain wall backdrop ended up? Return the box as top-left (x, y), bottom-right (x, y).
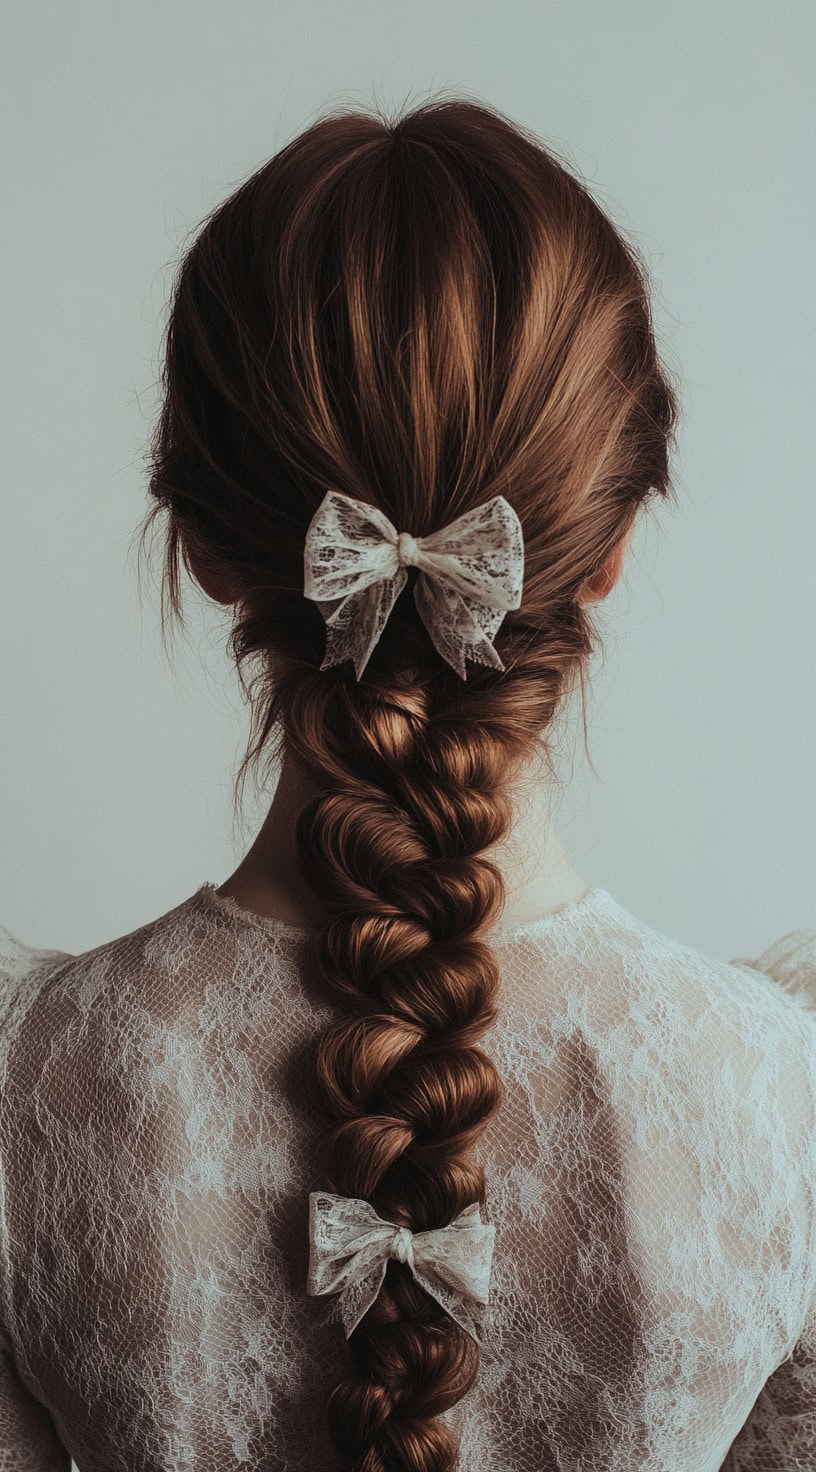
top-left (1, 1), bottom-right (813, 967)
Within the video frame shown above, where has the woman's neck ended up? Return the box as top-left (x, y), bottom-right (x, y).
top-left (217, 746), bottom-right (590, 930)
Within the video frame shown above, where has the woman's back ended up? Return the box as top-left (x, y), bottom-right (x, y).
top-left (4, 91), bottom-right (809, 1472)
top-left (2, 883), bottom-right (814, 1471)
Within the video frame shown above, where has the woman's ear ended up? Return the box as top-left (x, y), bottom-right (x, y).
top-left (187, 544), bottom-right (237, 607)
top-left (578, 523), bottom-right (634, 603)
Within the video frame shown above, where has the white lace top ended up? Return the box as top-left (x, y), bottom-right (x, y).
top-left (1, 881), bottom-right (815, 1472)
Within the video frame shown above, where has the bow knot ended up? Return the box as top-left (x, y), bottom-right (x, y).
top-left (397, 531), bottom-right (420, 567)
top-left (302, 490), bottom-right (524, 679)
top-left (307, 1190), bottom-right (496, 1342)
top-left (390, 1225), bottom-right (414, 1266)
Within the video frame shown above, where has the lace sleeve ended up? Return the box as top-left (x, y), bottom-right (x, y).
top-left (0, 928), bottom-right (74, 1471)
top-left (732, 930), bottom-right (816, 1011)
top-left (0, 928), bottom-right (73, 990)
top-left (720, 929), bottom-right (816, 1470)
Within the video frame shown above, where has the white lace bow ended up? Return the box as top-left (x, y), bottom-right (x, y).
top-left (306, 1190), bottom-right (496, 1341)
top-left (302, 490), bottom-right (524, 679)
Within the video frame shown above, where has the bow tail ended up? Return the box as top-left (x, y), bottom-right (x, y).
top-left (337, 1260), bottom-right (486, 1343)
top-left (413, 576), bottom-right (506, 679)
top-left (317, 568), bottom-right (407, 680)
top-left (337, 1258), bottom-right (391, 1338)
top-left (336, 1260), bottom-right (487, 1344)
top-left (410, 1265), bottom-right (489, 1344)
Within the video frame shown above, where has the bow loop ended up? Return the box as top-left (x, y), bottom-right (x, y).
top-left (307, 1190), bottom-right (496, 1342)
top-left (303, 491), bottom-right (524, 679)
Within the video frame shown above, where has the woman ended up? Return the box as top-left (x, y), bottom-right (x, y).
top-left (1, 97), bottom-right (814, 1472)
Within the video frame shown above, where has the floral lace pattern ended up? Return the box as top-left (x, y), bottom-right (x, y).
top-left (306, 1190), bottom-right (495, 1341)
top-left (1, 883), bottom-right (815, 1471)
top-left (302, 490), bottom-right (524, 678)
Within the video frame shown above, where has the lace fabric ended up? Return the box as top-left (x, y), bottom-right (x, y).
top-left (0, 882), bottom-right (815, 1471)
top-left (302, 490), bottom-right (525, 678)
top-left (306, 1191), bottom-right (495, 1341)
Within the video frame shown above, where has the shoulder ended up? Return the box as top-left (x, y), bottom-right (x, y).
top-left (0, 892), bottom-right (218, 1221)
top-left (605, 894), bottom-right (816, 1036)
top-left (626, 909), bottom-right (816, 1193)
top-left (0, 891), bottom-right (207, 1062)
top-left (0, 883), bottom-right (286, 1069)
top-left (585, 893), bottom-right (816, 1037)
top-left (589, 899), bottom-right (816, 1168)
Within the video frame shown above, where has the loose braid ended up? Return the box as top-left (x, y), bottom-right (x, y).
top-left (143, 91), bottom-right (679, 1472)
top-left (276, 663), bottom-right (544, 1470)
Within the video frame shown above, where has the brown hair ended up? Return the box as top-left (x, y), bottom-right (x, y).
top-left (141, 95), bottom-right (679, 1470)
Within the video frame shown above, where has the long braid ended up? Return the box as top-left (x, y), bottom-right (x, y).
top-left (143, 92), bottom-right (679, 1472)
top-left (277, 666), bottom-right (524, 1470)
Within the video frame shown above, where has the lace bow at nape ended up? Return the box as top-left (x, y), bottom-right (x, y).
top-left (302, 491), bottom-right (525, 679)
top-left (306, 1191), bottom-right (496, 1341)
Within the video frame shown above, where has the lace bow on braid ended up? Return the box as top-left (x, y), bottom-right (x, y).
top-left (302, 490), bottom-right (525, 679)
top-left (306, 1191), bottom-right (496, 1342)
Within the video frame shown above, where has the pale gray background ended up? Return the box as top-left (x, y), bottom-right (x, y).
top-left (2, 0), bottom-right (813, 966)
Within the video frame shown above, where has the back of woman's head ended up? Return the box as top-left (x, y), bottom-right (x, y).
top-left (144, 95), bottom-right (678, 1471)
